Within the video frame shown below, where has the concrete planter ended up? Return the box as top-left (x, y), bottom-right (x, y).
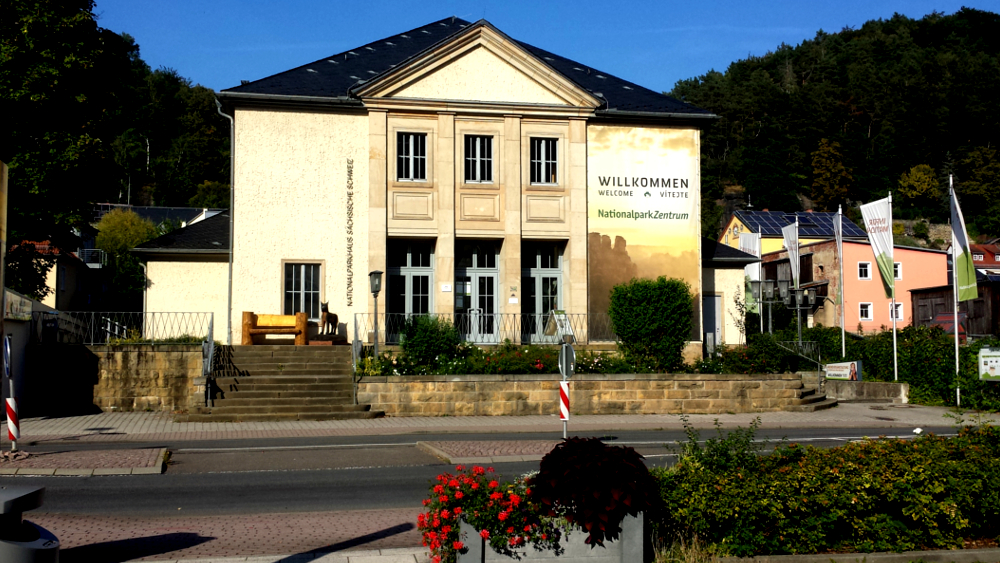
top-left (457, 513), bottom-right (650, 563)
top-left (825, 380), bottom-right (908, 404)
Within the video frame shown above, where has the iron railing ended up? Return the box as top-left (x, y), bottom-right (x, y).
top-left (777, 340), bottom-right (822, 368)
top-left (352, 312), bottom-right (618, 346)
top-left (32, 311), bottom-right (215, 346)
top-left (77, 248), bottom-right (106, 267)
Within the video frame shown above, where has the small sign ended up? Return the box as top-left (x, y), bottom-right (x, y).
top-left (558, 343), bottom-right (576, 379)
top-left (441, 283), bottom-right (452, 292)
top-left (508, 297), bottom-right (518, 304)
top-left (4, 290), bottom-right (31, 322)
top-left (826, 361), bottom-right (862, 381)
top-left (543, 310), bottom-right (574, 340)
top-left (978, 347), bottom-right (1000, 382)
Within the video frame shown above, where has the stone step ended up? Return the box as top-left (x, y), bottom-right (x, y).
top-left (219, 368), bottom-right (354, 377)
top-left (214, 375), bottom-right (352, 385)
top-left (785, 397), bottom-right (839, 412)
top-left (211, 397), bottom-right (356, 407)
top-left (193, 404), bottom-right (373, 415)
top-left (224, 361), bottom-right (353, 369)
top-left (793, 392), bottom-right (828, 406)
top-left (180, 410), bottom-right (384, 422)
top-left (218, 390), bottom-right (354, 400)
top-left (215, 383), bottom-right (354, 393)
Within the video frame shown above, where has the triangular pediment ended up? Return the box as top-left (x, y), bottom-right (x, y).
top-left (355, 23), bottom-right (600, 109)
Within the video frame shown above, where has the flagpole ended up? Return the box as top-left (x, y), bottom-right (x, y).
top-left (951, 176), bottom-right (961, 407)
top-left (838, 205), bottom-right (846, 358)
top-left (759, 235), bottom-right (764, 335)
top-left (889, 192), bottom-right (898, 382)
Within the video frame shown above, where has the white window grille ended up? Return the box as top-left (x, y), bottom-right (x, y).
top-left (859, 302), bottom-right (873, 321)
top-left (530, 138), bottom-right (558, 184)
top-left (858, 262), bottom-right (871, 280)
top-left (397, 132), bottom-right (427, 181)
top-left (284, 263), bottom-right (322, 320)
top-left (464, 135), bottom-right (493, 183)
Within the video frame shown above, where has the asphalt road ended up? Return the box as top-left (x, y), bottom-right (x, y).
top-left (9, 426), bottom-right (951, 518)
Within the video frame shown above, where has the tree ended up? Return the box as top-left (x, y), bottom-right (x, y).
top-left (95, 209), bottom-right (157, 309)
top-left (811, 139), bottom-right (852, 211)
top-left (3, 243), bottom-right (54, 301)
top-left (897, 164), bottom-right (940, 208)
top-left (188, 181), bottom-right (230, 208)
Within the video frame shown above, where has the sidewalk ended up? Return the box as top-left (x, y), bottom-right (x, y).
top-left (2, 403), bottom-right (991, 447)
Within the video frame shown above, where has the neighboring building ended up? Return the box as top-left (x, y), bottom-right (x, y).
top-left (702, 238), bottom-right (759, 346)
top-left (94, 204), bottom-right (226, 230)
top-left (12, 240), bottom-right (96, 311)
top-left (910, 271), bottom-right (1000, 337)
top-left (719, 210), bottom-right (867, 254)
top-left (762, 240), bottom-right (948, 333)
top-left (208, 18), bottom-right (715, 355)
top-left (970, 243), bottom-right (1000, 271)
top-left (132, 212), bottom-right (230, 337)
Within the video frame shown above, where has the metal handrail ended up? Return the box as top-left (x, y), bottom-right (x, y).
top-left (32, 311), bottom-right (215, 345)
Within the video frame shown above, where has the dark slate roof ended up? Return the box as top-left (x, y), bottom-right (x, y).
top-left (221, 18), bottom-right (712, 118)
top-left (133, 211), bottom-right (229, 255)
top-left (733, 210), bottom-right (868, 239)
top-left (702, 237), bottom-right (759, 265)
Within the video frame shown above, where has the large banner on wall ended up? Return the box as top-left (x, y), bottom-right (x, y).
top-left (587, 126), bottom-right (700, 336)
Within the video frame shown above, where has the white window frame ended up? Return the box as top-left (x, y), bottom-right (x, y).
top-left (464, 135), bottom-right (493, 184)
top-left (973, 253), bottom-right (984, 261)
top-left (396, 132), bottom-right (427, 182)
top-left (386, 240), bottom-right (435, 317)
top-left (894, 262), bottom-right (902, 280)
top-left (858, 261), bottom-right (871, 280)
top-left (859, 302), bottom-right (873, 322)
top-left (890, 302), bottom-right (904, 322)
top-left (995, 254), bottom-right (1000, 262)
top-left (529, 138), bottom-right (558, 185)
top-left (283, 262), bottom-right (323, 321)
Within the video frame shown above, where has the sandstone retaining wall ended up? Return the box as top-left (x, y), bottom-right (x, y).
top-left (358, 373), bottom-right (809, 416)
top-left (89, 345), bottom-right (206, 412)
top-left (825, 380), bottom-right (909, 403)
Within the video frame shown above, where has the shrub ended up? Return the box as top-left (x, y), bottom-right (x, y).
top-left (530, 437), bottom-right (657, 546)
top-left (913, 220), bottom-right (930, 240)
top-left (418, 465), bottom-right (564, 563)
top-left (399, 316), bottom-right (461, 368)
top-left (608, 277), bottom-right (693, 371)
top-left (653, 425), bottom-right (1000, 556)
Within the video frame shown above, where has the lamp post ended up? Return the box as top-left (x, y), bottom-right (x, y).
top-left (750, 279), bottom-right (785, 335)
top-left (784, 287), bottom-right (816, 345)
top-left (369, 270), bottom-right (383, 357)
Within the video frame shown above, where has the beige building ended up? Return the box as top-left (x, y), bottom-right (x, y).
top-left (148, 18), bottom-right (732, 355)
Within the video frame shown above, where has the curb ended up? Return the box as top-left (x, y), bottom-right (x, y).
top-left (415, 442), bottom-right (546, 465)
top-left (161, 546), bottom-right (428, 562)
top-left (721, 547), bottom-right (1000, 563)
top-left (0, 447), bottom-right (166, 476)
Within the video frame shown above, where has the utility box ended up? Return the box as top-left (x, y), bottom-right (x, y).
top-left (0, 486), bottom-right (60, 562)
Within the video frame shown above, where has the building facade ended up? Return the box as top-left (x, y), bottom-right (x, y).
top-left (211, 18), bottom-right (714, 355)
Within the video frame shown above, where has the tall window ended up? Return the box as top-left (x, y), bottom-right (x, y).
top-left (893, 262), bottom-right (902, 280)
top-left (890, 303), bottom-right (904, 321)
top-left (397, 132), bottom-right (427, 181)
top-left (530, 138), bottom-right (558, 184)
top-left (521, 242), bottom-right (563, 342)
top-left (858, 262), bottom-right (871, 280)
top-left (464, 135), bottom-right (493, 183)
top-left (387, 240), bottom-right (434, 317)
top-left (284, 263), bottom-right (321, 320)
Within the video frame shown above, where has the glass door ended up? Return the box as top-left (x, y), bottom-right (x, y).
top-left (521, 242), bottom-right (563, 343)
top-left (455, 241), bottom-right (500, 344)
top-left (386, 240), bottom-right (434, 344)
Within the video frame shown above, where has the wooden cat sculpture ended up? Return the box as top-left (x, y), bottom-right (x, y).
top-left (320, 302), bottom-right (338, 336)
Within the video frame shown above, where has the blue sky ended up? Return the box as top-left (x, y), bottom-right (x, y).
top-left (92, 0), bottom-right (999, 94)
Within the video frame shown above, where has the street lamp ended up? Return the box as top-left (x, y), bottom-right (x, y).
top-left (369, 270), bottom-right (383, 356)
top-left (750, 279), bottom-right (783, 334)
top-left (785, 287), bottom-right (816, 344)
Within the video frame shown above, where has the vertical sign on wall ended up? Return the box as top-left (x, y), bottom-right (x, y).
top-left (586, 126), bottom-right (700, 339)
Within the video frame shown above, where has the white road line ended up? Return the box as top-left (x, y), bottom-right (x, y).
top-left (611, 433), bottom-right (957, 446)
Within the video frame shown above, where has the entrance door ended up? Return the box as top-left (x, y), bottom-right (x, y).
top-left (455, 241), bottom-right (500, 344)
top-left (521, 242), bottom-right (563, 343)
top-left (703, 295), bottom-right (722, 348)
top-left (386, 240), bottom-right (434, 344)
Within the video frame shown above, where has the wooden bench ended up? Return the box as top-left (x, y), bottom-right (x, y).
top-left (241, 311), bottom-right (308, 345)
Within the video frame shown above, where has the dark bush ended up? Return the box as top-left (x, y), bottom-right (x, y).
top-left (530, 437), bottom-right (657, 547)
top-left (608, 276), bottom-right (693, 371)
top-left (398, 316), bottom-right (460, 368)
top-left (913, 220), bottom-right (930, 240)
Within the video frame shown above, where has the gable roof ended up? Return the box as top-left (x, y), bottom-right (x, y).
top-left (132, 211), bottom-right (230, 256)
top-left (733, 210), bottom-right (868, 239)
top-left (220, 18), bottom-right (712, 119)
top-left (702, 237), bottom-right (759, 266)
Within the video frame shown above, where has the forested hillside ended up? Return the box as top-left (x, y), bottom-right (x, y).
top-left (670, 8), bottom-right (1000, 239)
top-left (1, 0), bottom-right (230, 251)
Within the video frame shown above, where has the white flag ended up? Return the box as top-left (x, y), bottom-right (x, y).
top-left (860, 197), bottom-right (894, 299)
top-left (834, 207), bottom-right (843, 305)
top-left (740, 233), bottom-right (762, 313)
top-left (782, 221), bottom-right (799, 288)
top-left (951, 187), bottom-right (978, 302)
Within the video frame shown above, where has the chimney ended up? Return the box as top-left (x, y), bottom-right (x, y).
top-left (805, 208), bottom-right (814, 213)
top-left (762, 208), bottom-right (769, 212)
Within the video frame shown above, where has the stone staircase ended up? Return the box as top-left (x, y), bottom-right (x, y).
top-left (786, 384), bottom-right (838, 412)
top-left (184, 345), bottom-right (384, 422)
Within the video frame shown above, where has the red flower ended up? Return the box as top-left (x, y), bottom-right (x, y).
top-left (489, 480), bottom-right (499, 488)
top-left (490, 492), bottom-right (503, 500)
top-left (471, 483), bottom-right (479, 490)
top-left (509, 494), bottom-right (521, 506)
top-left (433, 484), bottom-right (444, 494)
top-left (455, 465), bottom-right (465, 471)
top-left (422, 499), bottom-right (431, 506)
top-left (432, 519), bottom-right (440, 528)
top-left (441, 510), bottom-right (450, 519)
top-left (441, 525), bottom-right (451, 534)
top-left (455, 491), bottom-right (464, 499)
top-left (448, 479), bottom-right (460, 488)
top-left (453, 541), bottom-right (465, 551)
top-left (480, 529), bottom-right (490, 539)
top-left (472, 466), bottom-right (485, 475)
top-left (498, 511), bottom-right (508, 521)
top-left (453, 507), bottom-right (462, 515)
top-left (439, 495), bottom-right (448, 503)
top-left (524, 525), bottom-right (531, 532)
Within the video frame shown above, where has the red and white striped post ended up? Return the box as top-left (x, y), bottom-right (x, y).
top-left (558, 340), bottom-right (575, 439)
top-left (4, 336), bottom-right (16, 450)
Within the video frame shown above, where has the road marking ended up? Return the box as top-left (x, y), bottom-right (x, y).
top-left (611, 433), bottom-right (957, 447)
top-left (175, 442), bottom-right (418, 453)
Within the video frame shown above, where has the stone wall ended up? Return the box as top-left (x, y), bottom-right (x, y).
top-left (358, 373), bottom-right (810, 416)
top-left (88, 345), bottom-right (206, 412)
top-left (825, 380), bottom-right (909, 404)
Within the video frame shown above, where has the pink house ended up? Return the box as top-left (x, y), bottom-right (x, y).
top-left (762, 240), bottom-right (948, 333)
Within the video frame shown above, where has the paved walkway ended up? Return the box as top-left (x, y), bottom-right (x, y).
top-left (0, 447), bottom-right (165, 475)
top-left (30, 509), bottom-right (425, 562)
top-left (3, 403), bottom-right (992, 446)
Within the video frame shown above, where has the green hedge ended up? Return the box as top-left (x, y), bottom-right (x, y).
top-left (703, 326), bottom-right (1000, 411)
top-left (653, 425), bottom-right (1000, 556)
top-left (608, 276), bottom-right (693, 371)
